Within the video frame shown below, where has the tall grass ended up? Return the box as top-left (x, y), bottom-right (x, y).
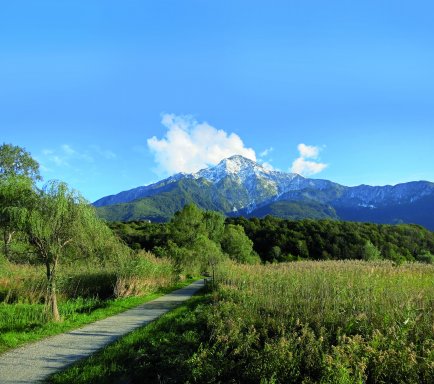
top-left (217, 260), bottom-right (433, 339)
top-left (0, 250), bottom-right (180, 354)
top-left (0, 250), bottom-right (176, 303)
top-left (0, 263), bottom-right (46, 303)
top-left (190, 260), bottom-right (434, 383)
top-left (113, 250), bottom-right (175, 298)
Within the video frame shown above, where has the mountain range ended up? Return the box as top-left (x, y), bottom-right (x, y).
top-left (94, 155), bottom-right (434, 230)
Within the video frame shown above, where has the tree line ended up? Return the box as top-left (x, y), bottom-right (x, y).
top-left (110, 203), bottom-right (260, 277)
top-left (110, 212), bottom-right (434, 264)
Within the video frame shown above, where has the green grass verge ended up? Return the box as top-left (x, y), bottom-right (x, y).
top-left (0, 278), bottom-right (198, 355)
top-left (46, 293), bottom-right (210, 384)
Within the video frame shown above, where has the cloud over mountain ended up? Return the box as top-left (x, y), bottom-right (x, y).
top-left (147, 114), bottom-right (256, 176)
top-left (290, 143), bottom-right (327, 176)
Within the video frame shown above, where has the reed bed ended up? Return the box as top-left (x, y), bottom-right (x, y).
top-left (217, 260), bottom-right (433, 338)
top-left (196, 260), bottom-right (434, 383)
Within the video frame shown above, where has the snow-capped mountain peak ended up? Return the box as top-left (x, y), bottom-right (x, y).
top-left (194, 155), bottom-right (273, 183)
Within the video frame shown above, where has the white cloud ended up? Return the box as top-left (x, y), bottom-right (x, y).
top-left (290, 143), bottom-right (328, 176)
top-left (291, 157), bottom-right (327, 176)
top-left (260, 147), bottom-right (274, 157)
top-left (40, 144), bottom-right (115, 170)
top-left (297, 143), bottom-right (319, 159)
top-left (258, 147), bottom-right (275, 170)
top-left (147, 114), bottom-right (256, 175)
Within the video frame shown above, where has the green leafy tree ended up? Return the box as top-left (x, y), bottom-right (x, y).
top-left (21, 181), bottom-right (114, 321)
top-left (0, 175), bottom-right (36, 259)
top-left (0, 144), bottom-right (41, 258)
top-left (221, 224), bottom-right (260, 264)
top-left (170, 204), bottom-right (206, 247)
top-left (416, 250), bottom-right (434, 264)
top-left (160, 240), bottom-right (194, 275)
top-left (0, 143), bottom-right (41, 182)
top-left (203, 210), bottom-right (225, 243)
top-left (168, 204), bottom-right (228, 276)
top-left (194, 235), bottom-right (226, 282)
top-left (268, 245), bottom-right (282, 262)
top-left (362, 240), bottom-right (382, 261)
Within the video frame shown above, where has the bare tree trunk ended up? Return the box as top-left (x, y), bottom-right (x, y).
top-left (45, 258), bottom-right (60, 322)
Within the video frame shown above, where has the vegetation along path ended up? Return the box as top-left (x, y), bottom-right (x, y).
top-left (0, 279), bottom-right (205, 384)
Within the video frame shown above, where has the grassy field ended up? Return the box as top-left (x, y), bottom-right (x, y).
top-left (48, 260), bottom-right (434, 384)
top-left (210, 261), bottom-right (434, 383)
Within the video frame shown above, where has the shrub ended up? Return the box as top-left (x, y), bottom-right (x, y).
top-left (417, 251), bottom-right (434, 264)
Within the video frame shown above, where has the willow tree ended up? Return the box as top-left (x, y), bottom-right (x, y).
top-left (0, 144), bottom-right (41, 259)
top-left (23, 180), bottom-right (110, 321)
top-left (0, 175), bottom-right (36, 259)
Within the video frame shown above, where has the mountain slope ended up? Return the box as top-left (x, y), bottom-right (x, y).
top-left (247, 200), bottom-right (339, 220)
top-left (96, 178), bottom-right (231, 222)
top-left (93, 173), bottom-right (187, 207)
top-left (94, 155), bottom-right (434, 229)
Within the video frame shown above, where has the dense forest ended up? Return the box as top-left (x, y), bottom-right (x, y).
top-left (109, 214), bottom-right (434, 265)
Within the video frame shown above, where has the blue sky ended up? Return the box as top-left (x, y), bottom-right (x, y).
top-left (1, 0), bottom-right (434, 202)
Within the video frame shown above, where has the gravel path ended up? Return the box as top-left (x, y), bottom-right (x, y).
top-left (0, 279), bottom-right (205, 384)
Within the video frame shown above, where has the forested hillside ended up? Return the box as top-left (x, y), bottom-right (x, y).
top-left (109, 213), bottom-right (434, 264)
top-left (228, 216), bottom-right (434, 263)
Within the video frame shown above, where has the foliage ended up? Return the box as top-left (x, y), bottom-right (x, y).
top-left (0, 175), bottom-right (36, 259)
top-left (0, 144), bottom-right (41, 262)
top-left (228, 216), bottom-right (434, 263)
top-left (107, 220), bottom-right (169, 251)
top-left (361, 240), bottom-right (382, 261)
top-left (416, 250), bottom-right (434, 264)
top-left (21, 182), bottom-right (89, 319)
top-left (157, 204), bottom-right (227, 276)
top-left (193, 235), bottom-right (226, 279)
top-left (112, 214), bottom-right (434, 264)
top-left (203, 210), bottom-right (226, 243)
top-left (221, 224), bottom-right (260, 264)
top-left (0, 143), bottom-right (41, 182)
top-left (170, 203), bottom-right (207, 246)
